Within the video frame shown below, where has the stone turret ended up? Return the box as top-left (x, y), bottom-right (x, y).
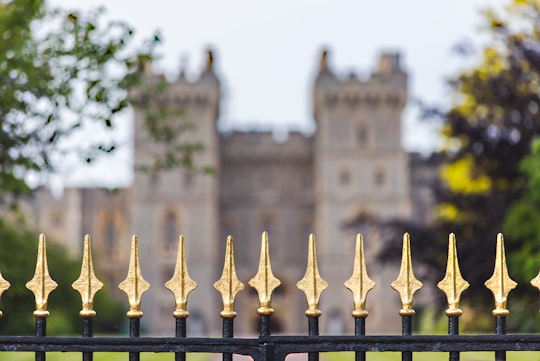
top-left (313, 50), bottom-right (410, 334)
top-left (130, 50), bottom-right (221, 335)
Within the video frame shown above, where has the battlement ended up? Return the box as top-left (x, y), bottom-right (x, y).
top-left (313, 50), bottom-right (407, 115)
top-left (131, 50), bottom-right (220, 109)
top-left (220, 131), bottom-right (313, 163)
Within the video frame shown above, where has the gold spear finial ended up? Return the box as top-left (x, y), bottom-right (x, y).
top-left (485, 233), bottom-right (517, 317)
top-left (391, 233), bottom-right (423, 316)
top-left (0, 269), bottom-right (10, 317)
top-left (530, 266), bottom-right (540, 312)
top-left (344, 234), bottom-right (376, 318)
top-left (165, 235), bottom-right (198, 319)
top-left (72, 235), bottom-right (104, 318)
top-left (214, 236), bottom-right (244, 318)
top-left (297, 234), bottom-right (328, 317)
top-left (26, 234), bottom-right (58, 317)
top-left (437, 233), bottom-right (469, 317)
top-left (118, 235), bottom-right (150, 319)
top-left (248, 232), bottom-right (281, 316)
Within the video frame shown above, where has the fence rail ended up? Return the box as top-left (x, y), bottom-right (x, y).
top-left (0, 231), bottom-right (537, 361)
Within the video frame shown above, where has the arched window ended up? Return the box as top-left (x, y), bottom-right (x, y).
top-left (339, 169), bottom-right (351, 185)
top-left (104, 220), bottom-right (118, 260)
top-left (163, 212), bottom-right (177, 252)
top-left (357, 125), bottom-right (368, 145)
top-left (374, 169), bottom-right (386, 186)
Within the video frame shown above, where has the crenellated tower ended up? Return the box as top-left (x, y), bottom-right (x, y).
top-left (313, 50), bottom-right (411, 333)
top-left (130, 51), bottom-right (221, 335)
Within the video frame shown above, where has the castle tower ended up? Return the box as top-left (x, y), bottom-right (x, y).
top-left (130, 51), bottom-right (220, 335)
top-left (313, 51), bottom-right (411, 333)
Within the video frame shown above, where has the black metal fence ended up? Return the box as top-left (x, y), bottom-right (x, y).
top-left (0, 231), bottom-right (538, 361)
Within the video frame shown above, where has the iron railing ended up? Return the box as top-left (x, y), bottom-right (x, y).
top-left (0, 231), bottom-right (537, 361)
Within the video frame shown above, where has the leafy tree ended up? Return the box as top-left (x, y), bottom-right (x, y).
top-left (380, 0), bottom-right (540, 331)
top-left (503, 137), bottom-right (540, 330)
top-left (0, 0), bottom-right (204, 201)
top-left (0, 0), bottom-right (206, 333)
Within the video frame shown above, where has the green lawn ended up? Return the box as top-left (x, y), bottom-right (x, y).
top-left (324, 351), bottom-right (540, 361)
top-left (0, 351), bottom-right (540, 361)
top-left (0, 352), bottom-right (212, 361)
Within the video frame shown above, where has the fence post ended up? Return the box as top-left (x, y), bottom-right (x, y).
top-left (214, 236), bottom-right (244, 361)
top-left (344, 234), bottom-right (375, 361)
top-left (391, 233), bottom-right (422, 361)
top-left (119, 235), bottom-right (150, 361)
top-left (26, 234), bottom-right (58, 361)
top-left (72, 235), bottom-right (103, 361)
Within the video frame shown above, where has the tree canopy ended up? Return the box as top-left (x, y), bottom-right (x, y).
top-left (0, 0), bottom-right (206, 200)
top-left (380, 0), bottom-right (540, 331)
top-left (0, 0), bottom-right (203, 333)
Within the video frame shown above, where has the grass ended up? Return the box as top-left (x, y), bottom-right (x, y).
top-left (323, 351), bottom-right (540, 361)
top-left (0, 351), bottom-right (540, 361)
top-left (0, 352), bottom-right (213, 361)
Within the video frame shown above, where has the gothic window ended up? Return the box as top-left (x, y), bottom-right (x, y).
top-left (325, 92), bottom-right (338, 107)
top-left (357, 125), bottom-right (368, 145)
top-left (261, 174), bottom-right (273, 190)
top-left (163, 212), bottom-right (178, 252)
top-left (301, 175), bottom-right (312, 190)
top-left (104, 220), bottom-right (118, 260)
top-left (339, 169), bottom-right (351, 185)
top-left (374, 169), bottom-right (386, 186)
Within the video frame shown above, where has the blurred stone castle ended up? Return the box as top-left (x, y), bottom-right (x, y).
top-left (24, 50), bottom-right (436, 335)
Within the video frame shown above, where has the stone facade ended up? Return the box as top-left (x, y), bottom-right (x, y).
top-left (25, 50), bottom-right (436, 336)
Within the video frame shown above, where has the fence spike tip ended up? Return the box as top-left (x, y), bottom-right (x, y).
top-left (26, 234), bottom-right (58, 318)
top-left (72, 235), bottom-right (103, 318)
top-left (118, 234), bottom-right (150, 319)
top-left (437, 233), bottom-right (469, 317)
top-left (248, 232), bottom-right (281, 316)
top-left (344, 233), bottom-right (375, 318)
top-left (297, 234), bottom-right (328, 317)
top-left (166, 235), bottom-right (198, 319)
top-left (214, 235), bottom-right (244, 318)
top-left (485, 233), bottom-right (517, 317)
top-left (390, 233), bottom-right (422, 316)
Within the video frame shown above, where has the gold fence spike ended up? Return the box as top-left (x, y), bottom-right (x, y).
top-left (72, 235), bottom-right (104, 318)
top-left (530, 268), bottom-right (540, 312)
top-left (248, 231), bottom-right (281, 316)
top-left (214, 236), bottom-right (244, 318)
top-left (26, 234), bottom-right (58, 317)
top-left (118, 235), bottom-right (150, 319)
top-left (165, 235), bottom-right (197, 319)
top-left (437, 233), bottom-right (469, 317)
top-left (0, 269), bottom-right (10, 317)
top-left (297, 234), bottom-right (328, 317)
top-left (485, 233), bottom-right (517, 317)
top-left (391, 233), bottom-right (423, 316)
top-left (344, 234), bottom-right (375, 318)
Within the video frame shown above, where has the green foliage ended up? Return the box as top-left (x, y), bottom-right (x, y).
top-left (380, 0), bottom-right (540, 331)
top-left (505, 138), bottom-right (540, 287)
top-left (0, 214), bottom-right (123, 335)
top-left (433, 0), bottom-right (540, 329)
top-left (0, 0), bottom-right (207, 201)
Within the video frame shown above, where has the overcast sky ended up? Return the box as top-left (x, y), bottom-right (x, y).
top-left (46, 0), bottom-right (501, 188)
